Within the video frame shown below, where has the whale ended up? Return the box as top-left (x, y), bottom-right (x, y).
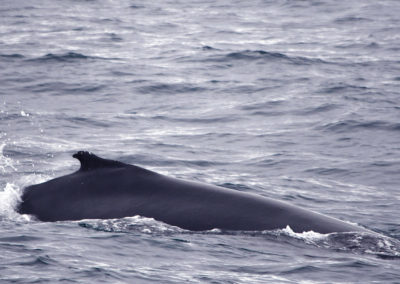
top-left (17, 151), bottom-right (370, 234)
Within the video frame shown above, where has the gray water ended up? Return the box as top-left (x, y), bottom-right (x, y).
top-left (1, 0), bottom-right (400, 283)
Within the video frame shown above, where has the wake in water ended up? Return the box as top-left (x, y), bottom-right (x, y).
top-left (275, 226), bottom-right (400, 259)
top-left (76, 216), bottom-right (400, 259)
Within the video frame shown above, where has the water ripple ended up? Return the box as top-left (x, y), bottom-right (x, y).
top-left (319, 120), bottom-right (400, 133)
top-left (137, 82), bottom-right (207, 95)
top-left (25, 52), bottom-right (119, 63)
top-left (27, 52), bottom-right (91, 63)
top-left (200, 50), bottom-right (331, 66)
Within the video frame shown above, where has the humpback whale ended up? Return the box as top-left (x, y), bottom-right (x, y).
top-left (17, 151), bottom-right (370, 234)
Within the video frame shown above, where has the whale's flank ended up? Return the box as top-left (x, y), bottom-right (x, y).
top-left (17, 152), bottom-right (370, 234)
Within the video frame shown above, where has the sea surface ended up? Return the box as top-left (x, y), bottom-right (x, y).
top-left (1, 0), bottom-right (400, 283)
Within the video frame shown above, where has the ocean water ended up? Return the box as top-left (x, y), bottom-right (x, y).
top-left (1, 0), bottom-right (400, 282)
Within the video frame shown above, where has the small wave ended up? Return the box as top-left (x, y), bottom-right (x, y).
top-left (271, 226), bottom-right (400, 258)
top-left (318, 83), bottom-right (368, 94)
top-left (129, 4), bottom-right (145, 9)
top-left (334, 16), bottom-right (372, 24)
top-left (370, 161), bottom-right (398, 167)
top-left (335, 42), bottom-right (380, 49)
top-left (240, 100), bottom-right (286, 117)
top-left (249, 110), bottom-right (284, 117)
top-left (0, 53), bottom-right (25, 59)
top-left (17, 255), bottom-right (56, 267)
top-left (281, 265), bottom-right (321, 274)
top-left (158, 158), bottom-right (226, 168)
top-left (25, 52), bottom-right (113, 63)
top-left (118, 154), bottom-right (227, 169)
top-left (67, 116), bottom-right (111, 128)
top-left (319, 120), bottom-right (400, 133)
top-left (0, 235), bottom-right (42, 242)
top-left (28, 52), bottom-right (89, 62)
top-left (111, 71), bottom-right (135, 77)
top-left (241, 100), bottom-right (285, 111)
top-left (107, 33), bottom-right (123, 42)
top-left (219, 183), bottom-right (254, 192)
top-left (227, 50), bottom-right (289, 61)
top-left (246, 103), bottom-right (339, 118)
top-left (137, 82), bottom-right (206, 95)
top-left (25, 81), bottom-right (104, 94)
top-left (294, 103), bottom-right (339, 115)
top-left (201, 50), bottom-right (330, 66)
top-left (150, 115), bottom-right (238, 124)
top-left (202, 45), bottom-right (218, 51)
top-left (64, 85), bottom-right (105, 93)
top-left (304, 167), bottom-right (350, 176)
top-left (320, 233), bottom-right (400, 259)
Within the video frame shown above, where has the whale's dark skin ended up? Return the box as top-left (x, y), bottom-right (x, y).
top-left (17, 151), bottom-right (370, 234)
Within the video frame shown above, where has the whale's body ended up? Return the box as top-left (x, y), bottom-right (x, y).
top-left (18, 151), bottom-right (369, 234)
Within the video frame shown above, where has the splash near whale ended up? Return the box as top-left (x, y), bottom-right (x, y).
top-left (17, 151), bottom-right (370, 234)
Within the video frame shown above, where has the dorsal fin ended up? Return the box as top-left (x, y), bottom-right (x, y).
top-left (73, 151), bottom-right (126, 171)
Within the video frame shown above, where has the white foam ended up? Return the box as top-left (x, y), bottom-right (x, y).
top-left (0, 143), bottom-right (18, 173)
top-left (77, 215), bottom-right (185, 234)
top-left (0, 143), bottom-right (48, 222)
top-left (0, 183), bottom-right (29, 222)
top-left (275, 225), bottom-right (329, 244)
top-left (20, 110), bottom-right (30, 117)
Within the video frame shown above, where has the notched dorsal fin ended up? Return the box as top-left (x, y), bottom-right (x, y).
top-left (73, 151), bottom-right (126, 171)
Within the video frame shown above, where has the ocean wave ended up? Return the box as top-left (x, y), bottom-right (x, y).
top-left (248, 110), bottom-right (285, 117)
top-left (67, 116), bottom-right (112, 128)
top-left (199, 50), bottom-right (330, 66)
top-left (335, 42), bottom-right (380, 49)
top-left (318, 83), bottom-right (369, 94)
top-left (27, 52), bottom-right (91, 63)
top-left (202, 45), bottom-right (218, 51)
top-left (318, 232), bottom-right (400, 259)
top-left (150, 115), bottom-right (239, 124)
top-left (137, 82), bottom-right (207, 95)
top-left (16, 255), bottom-right (56, 266)
top-left (118, 153), bottom-right (228, 169)
top-left (24, 81), bottom-right (105, 94)
top-left (319, 120), bottom-right (400, 133)
top-left (0, 53), bottom-right (25, 59)
top-left (334, 16), bottom-right (372, 24)
top-left (0, 111), bottom-right (29, 122)
top-left (25, 52), bottom-right (118, 63)
top-left (129, 4), bottom-right (145, 9)
top-left (241, 100), bottom-right (285, 111)
top-left (304, 167), bottom-right (351, 176)
top-left (241, 101), bottom-right (338, 117)
top-left (294, 103), bottom-right (339, 115)
top-left (217, 183), bottom-right (253, 192)
top-left (271, 226), bottom-right (400, 259)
